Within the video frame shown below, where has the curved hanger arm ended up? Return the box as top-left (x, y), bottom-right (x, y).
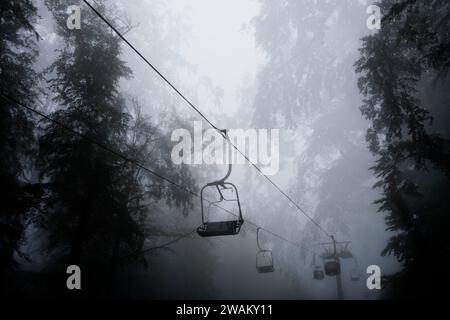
top-left (208, 129), bottom-right (232, 186)
top-left (256, 227), bottom-right (261, 251)
top-left (331, 235), bottom-right (337, 258)
top-left (213, 162), bottom-right (232, 185)
top-left (256, 227), bottom-right (263, 251)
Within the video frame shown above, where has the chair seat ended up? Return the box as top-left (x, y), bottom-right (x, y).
top-left (197, 221), bottom-right (240, 237)
top-left (257, 265), bottom-right (274, 273)
top-left (314, 270), bottom-right (325, 280)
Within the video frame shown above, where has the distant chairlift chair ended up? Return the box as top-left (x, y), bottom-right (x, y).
top-left (256, 228), bottom-right (274, 273)
top-left (314, 266), bottom-right (325, 280)
top-left (312, 254), bottom-right (325, 280)
top-left (322, 237), bottom-right (341, 277)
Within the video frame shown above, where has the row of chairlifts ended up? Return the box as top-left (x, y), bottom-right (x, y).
top-left (197, 131), bottom-right (244, 237)
top-left (194, 130), bottom-right (356, 281)
top-left (313, 239), bottom-right (361, 281)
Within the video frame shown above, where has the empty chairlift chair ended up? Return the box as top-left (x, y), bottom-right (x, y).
top-left (197, 130), bottom-right (244, 237)
top-left (321, 236), bottom-right (341, 277)
top-left (256, 228), bottom-right (274, 273)
top-left (313, 266), bottom-right (325, 280)
top-left (312, 254), bottom-right (325, 280)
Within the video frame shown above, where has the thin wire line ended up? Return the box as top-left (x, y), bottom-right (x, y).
top-left (1, 92), bottom-right (237, 221)
top-left (82, 0), bottom-right (332, 239)
top-left (244, 217), bottom-right (316, 254)
top-left (82, 0), bottom-right (220, 132)
top-left (229, 142), bottom-right (331, 237)
top-left (118, 228), bottom-right (198, 261)
top-left (1, 92), bottom-right (315, 257)
top-left (2, 92), bottom-right (203, 200)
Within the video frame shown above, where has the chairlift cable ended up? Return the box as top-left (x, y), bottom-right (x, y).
top-left (118, 228), bottom-right (198, 261)
top-left (1, 92), bottom-right (316, 258)
top-left (82, 0), bottom-right (333, 240)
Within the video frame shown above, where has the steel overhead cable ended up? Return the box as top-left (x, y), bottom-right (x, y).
top-left (82, 0), bottom-right (333, 240)
top-left (123, 216), bottom-right (318, 261)
top-left (118, 228), bottom-right (198, 261)
top-left (124, 185), bottom-right (317, 254)
top-left (1, 92), bottom-right (315, 258)
top-left (122, 220), bottom-right (316, 262)
top-left (131, 219), bottom-right (316, 260)
top-left (0, 93), bottom-right (218, 211)
top-left (243, 216), bottom-right (316, 255)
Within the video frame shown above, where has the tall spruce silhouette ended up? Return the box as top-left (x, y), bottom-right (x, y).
top-left (0, 0), bottom-right (40, 296)
top-left (40, 0), bottom-right (195, 297)
top-left (355, 0), bottom-right (450, 298)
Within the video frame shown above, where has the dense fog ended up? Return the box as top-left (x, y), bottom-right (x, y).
top-left (1, 0), bottom-right (449, 300)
